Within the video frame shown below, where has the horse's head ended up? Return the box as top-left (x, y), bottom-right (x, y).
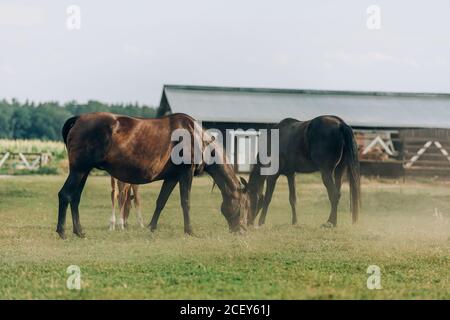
top-left (221, 177), bottom-right (250, 234)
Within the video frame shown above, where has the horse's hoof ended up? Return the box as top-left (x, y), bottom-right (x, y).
top-left (57, 231), bottom-right (66, 239)
top-left (321, 222), bottom-right (335, 229)
top-left (74, 231), bottom-right (85, 238)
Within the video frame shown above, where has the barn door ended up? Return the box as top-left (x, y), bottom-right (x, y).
top-left (236, 136), bottom-right (250, 172)
top-left (236, 134), bottom-right (259, 173)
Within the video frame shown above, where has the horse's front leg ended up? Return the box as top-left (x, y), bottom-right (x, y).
top-left (149, 179), bottom-right (178, 232)
top-left (258, 175), bottom-right (279, 226)
top-left (179, 170), bottom-right (194, 235)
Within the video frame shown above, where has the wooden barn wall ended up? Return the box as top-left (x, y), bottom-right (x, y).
top-left (398, 128), bottom-right (450, 177)
top-left (399, 128), bottom-right (450, 140)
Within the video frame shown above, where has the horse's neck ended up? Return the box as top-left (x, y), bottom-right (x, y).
top-left (206, 163), bottom-right (239, 199)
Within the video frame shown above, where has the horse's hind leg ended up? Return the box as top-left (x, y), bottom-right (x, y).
top-left (57, 170), bottom-right (87, 239)
top-left (70, 172), bottom-right (89, 237)
top-left (123, 189), bottom-right (132, 228)
top-left (149, 179), bottom-right (178, 232)
top-left (287, 174), bottom-right (298, 225)
top-left (320, 168), bottom-right (340, 227)
top-left (179, 169), bottom-right (194, 235)
top-left (118, 185), bottom-right (129, 230)
top-left (258, 174), bottom-right (279, 226)
top-left (132, 185), bottom-right (144, 228)
top-left (110, 178), bottom-right (117, 231)
top-left (334, 161), bottom-right (346, 197)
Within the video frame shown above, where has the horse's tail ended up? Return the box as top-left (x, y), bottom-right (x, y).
top-left (341, 123), bottom-right (361, 224)
top-left (211, 181), bottom-right (216, 193)
top-left (62, 116), bottom-right (79, 145)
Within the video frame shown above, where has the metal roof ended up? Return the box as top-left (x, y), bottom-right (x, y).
top-left (159, 85), bottom-right (450, 129)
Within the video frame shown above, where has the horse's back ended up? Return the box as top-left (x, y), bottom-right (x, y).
top-left (68, 112), bottom-right (194, 152)
top-left (275, 117), bottom-right (300, 128)
top-left (66, 112), bottom-right (198, 183)
top-left (274, 116), bottom-right (347, 173)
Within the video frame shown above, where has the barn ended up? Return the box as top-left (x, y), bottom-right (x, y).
top-left (157, 85), bottom-right (450, 177)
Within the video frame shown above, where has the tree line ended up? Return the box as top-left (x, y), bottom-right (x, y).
top-left (0, 99), bottom-right (157, 141)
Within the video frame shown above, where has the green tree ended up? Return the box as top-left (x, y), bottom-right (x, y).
top-left (0, 99), bottom-right (157, 141)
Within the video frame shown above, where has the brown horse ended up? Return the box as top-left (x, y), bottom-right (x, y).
top-left (247, 116), bottom-right (361, 228)
top-left (110, 177), bottom-right (143, 230)
top-left (57, 112), bottom-right (249, 239)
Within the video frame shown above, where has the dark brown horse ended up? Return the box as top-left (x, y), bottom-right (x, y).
top-left (57, 112), bottom-right (249, 239)
top-left (247, 116), bottom-right (360, 227)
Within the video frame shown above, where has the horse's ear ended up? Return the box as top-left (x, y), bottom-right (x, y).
top-left (239, 177), bottom-right (248, 192)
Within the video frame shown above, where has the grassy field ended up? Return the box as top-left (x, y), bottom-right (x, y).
top-left (0, 174), bottom-right (449, 299)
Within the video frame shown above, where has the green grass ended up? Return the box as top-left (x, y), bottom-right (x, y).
top-left (0, 174), bottom-right (449, 299)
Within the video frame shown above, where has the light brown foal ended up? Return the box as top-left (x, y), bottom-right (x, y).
top-left (110, 176), bottom-right (144, 230)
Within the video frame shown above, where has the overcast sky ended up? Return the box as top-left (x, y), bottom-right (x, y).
top-left (1, 0), bottom-right (449, 106)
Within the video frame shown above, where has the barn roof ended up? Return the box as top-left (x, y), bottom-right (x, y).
top-left (158, 85), bottom-right (450, 129)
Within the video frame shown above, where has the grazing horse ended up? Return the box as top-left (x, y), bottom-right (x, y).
top-left (247, 116), bottom-right (360, 227)
top-left (57, 112), bottom-right (249, 239)
top-left (110, 177), bottom-right (143, 230)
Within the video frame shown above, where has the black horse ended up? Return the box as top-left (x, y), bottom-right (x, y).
top-left (247, 116), bottom-right (360, 227)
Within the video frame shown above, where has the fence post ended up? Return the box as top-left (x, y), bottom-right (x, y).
top-left (0, 152), bottom-right (10, 168)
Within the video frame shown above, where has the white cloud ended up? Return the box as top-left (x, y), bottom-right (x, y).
top-left (123, 44), bottom-right (141, 56)
top-left (324, 51), bottom-right (419, 68)
top-left (0, 4), bottom-right (46, 26)
top-left (0, 64), bottom-right (16, 76)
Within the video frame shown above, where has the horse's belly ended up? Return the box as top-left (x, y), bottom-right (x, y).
top-left (296, 166), bottom-right (318, 174)
top-left (103, 156), bottom-right (170, 184)
top-left (293, 158), bottom-right (318, 174)
top-left (104, 165), bottom-right (150, 184)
